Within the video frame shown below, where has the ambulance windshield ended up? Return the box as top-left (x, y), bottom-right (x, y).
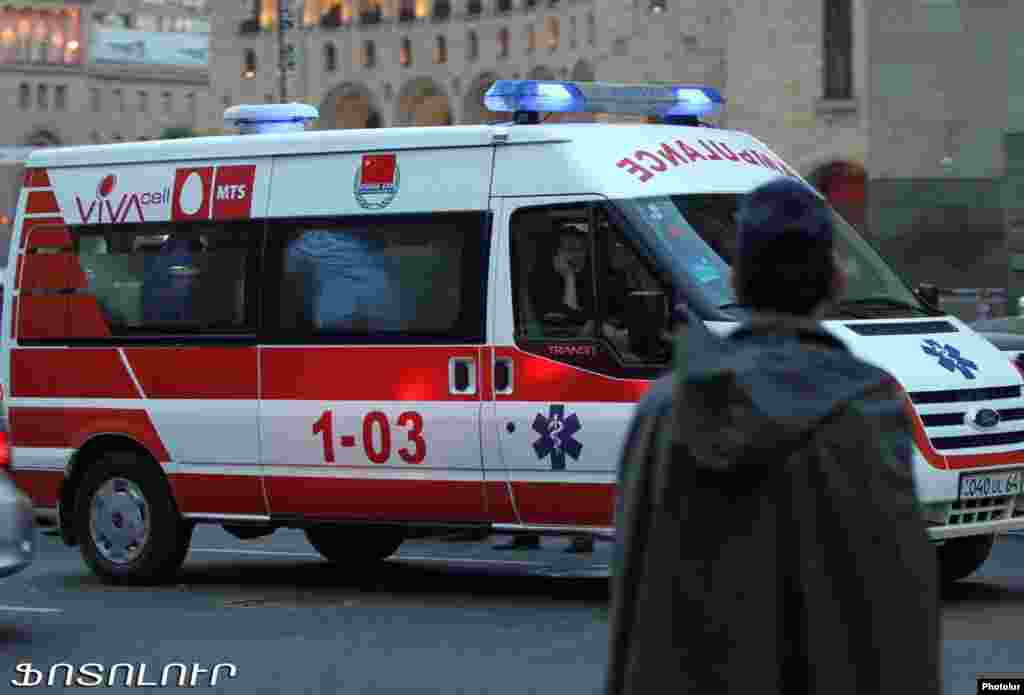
top-left (614, 194), bottom-right (938, 319)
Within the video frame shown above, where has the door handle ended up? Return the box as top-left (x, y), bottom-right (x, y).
top-left (449, 357), bottom-right (477, 395)
top-left (494, 357), bottom-right (514, 395)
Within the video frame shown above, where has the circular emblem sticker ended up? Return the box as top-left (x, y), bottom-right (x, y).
top-left (354, 153), bottom-right (400, 210)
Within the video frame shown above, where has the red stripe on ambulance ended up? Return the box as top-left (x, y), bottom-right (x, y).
top-left (25, 190), bottom-right (60, 215)
top-left (9, 407), bottom-right (170, 462)
top-left (493, 347), bottom-right (651, 403)
top-left (167, 474), bottom-right (267, 516)
top-left (123, 347), bottom-right (258, 399)
top-left (23, 168), bottom-right (51, 188)
top-left (19, 218), bottom-right (69, 250)
top-left (260, 346), bottom-right (483, 401)
top-left (511, 481), bottom-right (614, 526)
top-left (263, 477), bottom-right (486, 522)
top-left (11, 349), bottom-right (140, 399)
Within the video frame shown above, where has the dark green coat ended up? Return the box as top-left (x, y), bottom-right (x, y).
top-left (606, 313), bottom-right (941, 695)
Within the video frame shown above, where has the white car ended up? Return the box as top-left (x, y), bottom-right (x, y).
top-left (0, 469), bottom-right (34, 577)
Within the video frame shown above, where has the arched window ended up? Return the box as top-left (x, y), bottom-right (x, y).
top-left (467, 31), bottom-right (478, 61)
top-left (433, 0), bottom-right (450, 20)
top-left (324, 43), bottom-right (337, 72)
top-left (467, 0), bottom-right (482, 16)
top-left (823, 0), bottom-right (853, 99)
top-left (363, 40), bottom-right (376, 68)
top-left (434, 35), bottom-right (447, 64)
top-left (497, 0), bottom-right (511, 11)
top-left (243, 48), bottom-right (257, 78)
top-left (497, 27), bottom-right (509, 58)
top-left (18, 83), bottom-right (30, 110)
top-left (400, 37), bottom-right (412, 67)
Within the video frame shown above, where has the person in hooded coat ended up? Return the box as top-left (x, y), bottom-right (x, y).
top-left (605, 178), bottom-right (941, 695)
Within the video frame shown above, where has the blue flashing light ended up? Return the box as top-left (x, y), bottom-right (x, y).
top-left (224, 103), bottom-right (319, 134)
top-left (483, 80), bottom-right (725, 121)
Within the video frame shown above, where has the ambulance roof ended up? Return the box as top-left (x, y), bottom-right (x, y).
top-left (25, 122), bottom-right (764, 169)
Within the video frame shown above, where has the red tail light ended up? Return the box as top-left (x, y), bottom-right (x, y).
top-left (0, 429), bottom-right (10, 469)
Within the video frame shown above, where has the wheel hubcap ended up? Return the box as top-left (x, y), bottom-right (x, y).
top-left (90, 478), bottom-right (150, 565)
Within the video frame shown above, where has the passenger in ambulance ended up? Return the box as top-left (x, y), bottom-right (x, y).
top-left (283, 228), bottom-right (403, 334)
top-left (142, 233), bottom-right (206, 324)
top-left (529, 223), bottom-right (597, 337)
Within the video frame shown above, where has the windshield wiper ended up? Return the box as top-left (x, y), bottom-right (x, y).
top-left (839, 297), bottom-right (934, 316)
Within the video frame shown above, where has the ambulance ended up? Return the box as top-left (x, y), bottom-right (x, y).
top-left (2, 80), bottom-right (1023, 585)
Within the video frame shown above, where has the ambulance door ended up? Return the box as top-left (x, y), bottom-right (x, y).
top-left (486, 196), bottom-right (664, 528)
top-left (257, 152), bottom-right (491, 522)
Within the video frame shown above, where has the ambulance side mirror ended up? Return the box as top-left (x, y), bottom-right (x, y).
top-left (915, 283), bottom-right (940, 309)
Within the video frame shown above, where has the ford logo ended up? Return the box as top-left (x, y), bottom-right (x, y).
top-left (970, 407), bottom-right (1001, 430)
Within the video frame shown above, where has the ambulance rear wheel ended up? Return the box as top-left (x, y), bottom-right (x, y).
top-left (939, 534), bottom-right (995, 584)
top-left (75, 450), bottom-right (193, 585)
top-left (305, 525), bottom-right (405, 565)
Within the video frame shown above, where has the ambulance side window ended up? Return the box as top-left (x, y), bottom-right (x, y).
top-left (264, 212), bottom-right (488, 344)
top-left (43, 222), bottom-right (258, 340)
top-left (509, 204), bottom-right (598, 342)
top-left (511, 203), bottom-right (674, 376)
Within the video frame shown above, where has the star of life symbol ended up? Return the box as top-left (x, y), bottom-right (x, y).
top-left (532, 404), bottom-right (583, 471)
top-left (921, 339), bottom-right (978, 379)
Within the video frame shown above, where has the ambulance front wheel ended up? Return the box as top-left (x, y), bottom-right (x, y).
top-left (938, 533), bottom-right (995, 584)
top-left (305, 524), bottom-right (405, 565)
top-left (74, 450), bottom-right (193, 585)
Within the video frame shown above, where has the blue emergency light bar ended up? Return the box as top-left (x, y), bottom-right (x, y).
top-left (224, 103), bottom-right (319, 134)
top-left (483, 80), bottom-right (725, 123)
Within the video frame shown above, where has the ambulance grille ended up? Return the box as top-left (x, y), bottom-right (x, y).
top-left (921, 408), bottom-right (1024, 427)
top-left (909, 385), bottom-right (1021, 404)
top-left (844, 321), bottom-right (957, 336)
top-left (930, 431), bottom-right (1024, 451)
top-left (913, 387), bottom-right (1024, 452)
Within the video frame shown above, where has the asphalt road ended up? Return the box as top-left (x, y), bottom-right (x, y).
top-left (1, 525), bottom-right (1024, 694)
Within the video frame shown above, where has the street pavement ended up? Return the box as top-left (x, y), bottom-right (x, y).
top-left (0, 524), bottom-right (1022, 693)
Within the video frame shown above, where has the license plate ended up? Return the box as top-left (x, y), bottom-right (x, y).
top-left (959, 470), bottom-right (1023, 500)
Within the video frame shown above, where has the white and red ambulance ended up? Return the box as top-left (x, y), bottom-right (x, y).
top-left (2, 80), bottom-right (1023, 584)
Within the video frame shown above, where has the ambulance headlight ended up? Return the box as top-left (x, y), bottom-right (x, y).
top-left (224, 103), bottom-right (319, 135)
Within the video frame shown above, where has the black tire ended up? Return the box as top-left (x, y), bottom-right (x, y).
top-left (305, 524), bottom-right (405, 565)
top-left (939, 534), bottom-right (995, 585)
top-left (74, 449), bottom-right (193, 585)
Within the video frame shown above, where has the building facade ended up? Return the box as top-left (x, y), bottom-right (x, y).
top-left (0, 0), bottom-right (212, 252)
top-left (213, 0), bottom-right (869, 226)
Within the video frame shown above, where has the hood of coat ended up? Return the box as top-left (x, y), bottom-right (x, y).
top-left (674, 312), bottom-right (892, 473)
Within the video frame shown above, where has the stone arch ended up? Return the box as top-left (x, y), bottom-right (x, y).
top-left (808, 160), bottom-right (866, 230)
top-left (570, 59), bottom-right (595, 82)
top-left (23, 128), bottom-right (61, 147)
top-left (319, 81), bottom-right (385, 129)
top-left (395, 76), bottom-right (452, 126)
top-left (527, 65), bottom-right (556, 80)
top-left (462, 71), bottom-right (505, 124)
